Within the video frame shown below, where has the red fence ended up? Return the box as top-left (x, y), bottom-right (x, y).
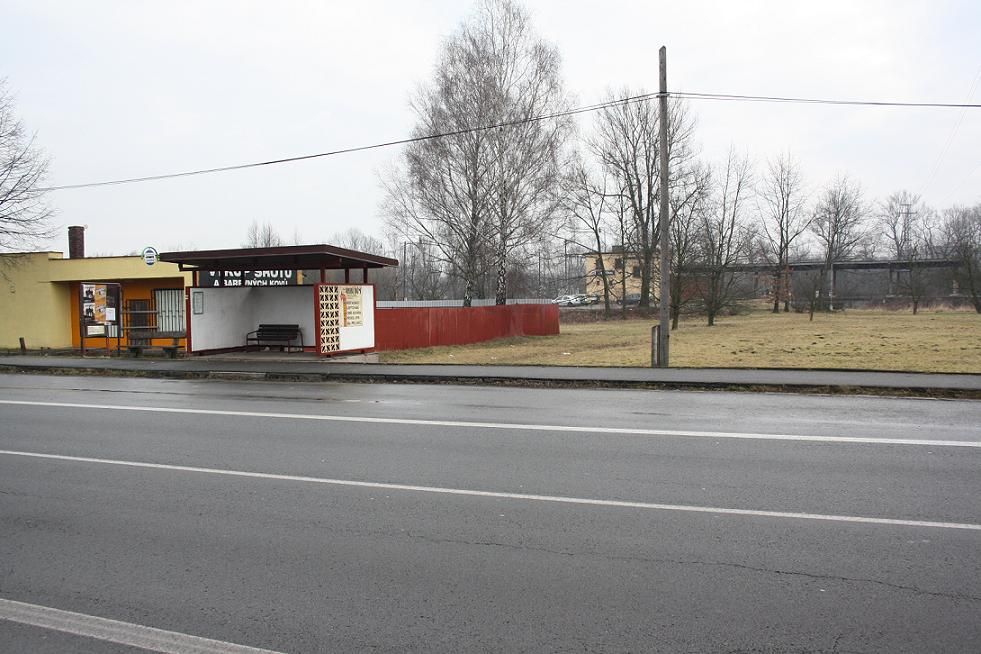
top-left (375, 303), bottom-right (559, 351)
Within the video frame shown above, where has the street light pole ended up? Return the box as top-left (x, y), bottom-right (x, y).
top-left (563, 239), bottom-right (569, 294)
top-left (402, 241), bottom-right (408, 301)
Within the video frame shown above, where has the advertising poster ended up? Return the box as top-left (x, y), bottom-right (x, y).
top-left (81, 284), bottom-right (99, 325)
top-left (80, 283), bottom-right (120, 335)
top-left (340, 286), bottom-right (364, 327)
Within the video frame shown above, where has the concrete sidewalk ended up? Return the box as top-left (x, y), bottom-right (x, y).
top-left (1, 354), bottom-right (979, 395)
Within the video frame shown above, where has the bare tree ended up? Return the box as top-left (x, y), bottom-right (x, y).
top-left (811, 175), bottom-right (866, 310)
top-left (669, 161), bottom-right (711, 329)
top-left (877, 191), bottom-right (935, 313)
top-left (479, 0), bottom-right (572, 304)
top-left (591, 94), bottom-right (697, 309)
top-left (562, 159), bottom-right (613, 313)
top-left (383, 0), bottom-right (569, 307)
top-left (330, 228), bottom-right (385, 254)
top-left (243, 220), bottom-right (283, 248)
top-left (0, 80), bottom-right (53, 253)
top-left (878, 190), bottom-right (928, 260)
top-left (941, 204), bottom-right (981, 313)
top-left (696, 150), bottom-right (754, 326)
top-left (758, 152), bottom-right (809, 312)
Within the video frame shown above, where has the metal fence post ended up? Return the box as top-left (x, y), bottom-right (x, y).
top-left (651, 324), bottom-right (660, 368)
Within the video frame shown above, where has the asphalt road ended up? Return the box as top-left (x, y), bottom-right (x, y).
top-left (0, 374), bottom-right (979, 653)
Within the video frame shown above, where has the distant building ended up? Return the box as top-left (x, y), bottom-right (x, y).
top-left (582, 247), bottom-right (657, 302)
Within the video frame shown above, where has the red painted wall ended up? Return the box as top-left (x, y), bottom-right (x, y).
top-left (375, 304), bottom-right (559, 351)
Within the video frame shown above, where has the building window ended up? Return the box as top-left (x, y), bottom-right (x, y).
top-left (154, 289), bottom-right (185, 333)
top-left (614, 257), bottom-right (623, 270)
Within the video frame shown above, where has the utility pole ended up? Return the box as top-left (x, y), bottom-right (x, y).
top-left (657, 45), bottom-right (671, 367)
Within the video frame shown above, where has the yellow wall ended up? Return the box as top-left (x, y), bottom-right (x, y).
top-left (584, 252), bottom-right (656, 301)
top-left (0, 252), bottom-right (192, 350)
top-left (1, 252), bottom-right (73, 349)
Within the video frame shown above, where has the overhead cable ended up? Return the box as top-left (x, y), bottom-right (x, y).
top-left (39, 90), bottom-right (981, 192)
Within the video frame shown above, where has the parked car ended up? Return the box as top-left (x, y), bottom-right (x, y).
top-left (621, 293), bottom-right (641, 306)
top-left (552, 295), bottom-right (577, 306)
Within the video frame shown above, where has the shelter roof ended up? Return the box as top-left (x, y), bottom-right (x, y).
top-left (159, 244), bottom-right (399, 272)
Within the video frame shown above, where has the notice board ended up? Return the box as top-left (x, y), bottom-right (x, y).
top-left (316, 283), bottom-right (375, 355)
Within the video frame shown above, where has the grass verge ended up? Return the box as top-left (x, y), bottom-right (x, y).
top-left (379, 309), bottom-right (981, 373)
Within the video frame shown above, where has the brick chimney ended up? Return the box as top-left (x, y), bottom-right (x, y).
top-left (68, 226), bottom-right (85, 259)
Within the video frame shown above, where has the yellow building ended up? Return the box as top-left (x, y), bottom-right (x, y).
top-left (583, 249), bottom-right (657, 302)
top-left (0, 250), bottom-right (192, 351)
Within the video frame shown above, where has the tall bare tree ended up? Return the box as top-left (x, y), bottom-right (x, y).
top-left (0, 80), bottom-right (53, 253)
top-left (758, 152), bottom-right (809, 312)
top-left (696, 150), bottom-right (754, 326)
top-left (384, 0), bottom-right (569, 307)
top-left (591, 94), bottom-right (697, 309)
top-left (811, 175), bottom-right (866, 309)
top-left (480, 0), bottom-right (571, 304)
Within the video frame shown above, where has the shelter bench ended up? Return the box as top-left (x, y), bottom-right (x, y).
top-left (246, 324), bottom-right (304, 353)
top-left (128, 335), bottom-right (182, 359)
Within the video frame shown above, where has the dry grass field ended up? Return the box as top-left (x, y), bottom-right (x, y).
top-left (379, 308), bottom-right (981, 373)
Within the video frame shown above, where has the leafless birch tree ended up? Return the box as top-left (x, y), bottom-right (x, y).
top-left (383, 0), bottom-right (570, 306)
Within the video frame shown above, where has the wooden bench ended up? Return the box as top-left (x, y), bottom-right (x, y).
top-left (246, 324), bottom-right (304, 353)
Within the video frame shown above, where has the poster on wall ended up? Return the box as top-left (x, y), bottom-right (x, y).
top-left (340, 286), bottom-right (363, 327)
top-left (81, 283), bottom-right (113, 335)
top-left (316, 284), bottom-right (374, 355)
top-left (80, 283), bottom-right (122, 351)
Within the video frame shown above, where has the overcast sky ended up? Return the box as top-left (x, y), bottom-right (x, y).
top-left (3, 0), bottom-right (979, 256)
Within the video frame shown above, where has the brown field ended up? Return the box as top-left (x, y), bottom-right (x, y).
top-left (379, 308), bottom-right (981, 373)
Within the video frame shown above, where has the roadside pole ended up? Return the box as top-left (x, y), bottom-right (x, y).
top-left (657, 45), bottom-right (671, 367)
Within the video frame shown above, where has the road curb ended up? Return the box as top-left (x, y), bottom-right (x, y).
top-left (1, 362), bottom-right (978, 399)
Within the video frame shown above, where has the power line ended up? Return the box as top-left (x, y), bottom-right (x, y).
top-left (39, 90), bottom-right (981, 192)
top-left (38, 92), bottom-right (659, 192)
top-left (916, 65), bottom-right (981, 199)
top-left (673, 91), bottom-right (981, 109)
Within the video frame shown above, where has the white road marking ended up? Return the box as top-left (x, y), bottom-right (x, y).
top-left (0, 597), bottom-right (285, 654)
top-left (1, 449), bottom-right (979, 531)
top-left (0, 399), bottom-right (978, 448)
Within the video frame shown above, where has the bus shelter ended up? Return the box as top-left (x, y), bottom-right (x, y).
top-left (159, 244), bottom-right (398, 356)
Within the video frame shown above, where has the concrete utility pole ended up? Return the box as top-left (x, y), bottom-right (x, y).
top-left (657, 45), bottom-right (671, 367)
